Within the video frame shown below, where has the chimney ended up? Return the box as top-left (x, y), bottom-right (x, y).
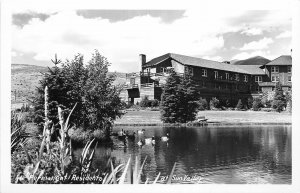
top-left (139, 54), bottom-right (146, 71)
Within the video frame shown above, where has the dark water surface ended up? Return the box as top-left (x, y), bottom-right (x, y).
top-left (73, 125), bottom-right (291, 184)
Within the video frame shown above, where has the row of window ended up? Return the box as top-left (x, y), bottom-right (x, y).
top-left (271, 75), bottom-right (292, 82)
top-left (201, 82), bottom-right (242, 90)
top-left (172, 66), bottom-right (291, 83)
top-left (271, 66), bottom-right (292, 73)
top-left (254, 86), bottom-right (291, 92)
top-left (152, 66), bottom-right (292, 76)
top-left (204, 69), bottom-right (249, 82)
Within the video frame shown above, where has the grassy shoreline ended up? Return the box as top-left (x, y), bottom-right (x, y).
top-left (114, 110), bottom-right (292, 126)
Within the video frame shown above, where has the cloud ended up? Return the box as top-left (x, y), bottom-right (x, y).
top-left (203, 55), bottom-right (223, 62)
top-left (11, 9), bottom-right (291, 72)
top-left (276, 31), bottom-right (292, 39)
top-left (76, 10), bottom-right (186, 23)
top-left (241, 28), bottom-right (263, 36)
top-left (240, 38), bottom-right (273, 50)
top-left (12, 12), bottom-right (54, 28)
top-left (12, 10), bottom-right (230, 72)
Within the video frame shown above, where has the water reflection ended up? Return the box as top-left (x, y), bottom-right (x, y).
top-left (73, 125), bottom-right (291, 184)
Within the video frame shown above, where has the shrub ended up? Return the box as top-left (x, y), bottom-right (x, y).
top-left (272, 83), bottom-right (286, 112)
top-left (264, 100), bottom-right (272, 108)
top-left (140, 96), bottom-right (150, 107)
top-left (285, 91), bottom-right (292, 113)
top-left (198, 98), bottom-right (208, 111)
top-left (140, 96), bottom-right (159, 108)
top-left (68, 127), bottom-right (93, 145)
top-left (20, 104), bottom-right (30, 112)
top-left (252, 97), bottom-right (262, 111)
top-left (151, 99), bottom-right (159, 107)
top-left (247, 98), bottom-right (253, 109)
top-left (225, 99), bottom-right (231, 108)
top-left (236, 99), bottom-right (243, 110)
top-left (209, 97), bottom-right (220, 110)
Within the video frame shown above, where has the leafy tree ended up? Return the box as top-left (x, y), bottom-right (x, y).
top-left (272, 82), bottom-right (286, 112)
top-left (236, 99), bottom-right (243, 110)
top-left (81, 51), bottom-right (124, 135)
top-left (33, 50), bottom-right (124, 137)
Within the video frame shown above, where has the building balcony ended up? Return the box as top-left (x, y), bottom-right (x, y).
top-left (258, 82), bottom-right (276, 87)
top-left (123, 82), bottom-right (165, 89)
top-left (140, 72), bottom-right (166, 77)
top-left (123, 84), bottom-right (139, 89)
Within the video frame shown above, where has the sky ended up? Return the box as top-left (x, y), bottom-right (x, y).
top-left (11, 8), bottom-right (292, 72)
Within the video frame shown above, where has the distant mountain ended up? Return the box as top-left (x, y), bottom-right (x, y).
top-left (231, 56), bottom-right (270, 66)
top-left (11, 64), bottom-right (127, 104)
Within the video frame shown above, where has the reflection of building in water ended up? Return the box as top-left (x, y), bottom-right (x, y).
top-left (258, 126), bottom-right (291, 166)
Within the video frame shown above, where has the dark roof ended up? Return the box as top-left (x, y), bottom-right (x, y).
top-left (234, 65), bottom-right (265, 75)
top-left (144, 53), bottom-right (250, 74)
top-left (143, 53), bottom-right (171, 67)
top-left (264, 55), bottom-right (292, 66)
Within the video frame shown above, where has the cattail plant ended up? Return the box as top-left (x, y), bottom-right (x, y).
top-left (57, 103), bottom-right (77, 176)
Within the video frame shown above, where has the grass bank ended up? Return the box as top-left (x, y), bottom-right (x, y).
top-left (114, 110), bottom-right (292, 126)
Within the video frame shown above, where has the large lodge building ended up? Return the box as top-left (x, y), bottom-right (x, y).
top-left (120, 53), bottom-right (292, 104)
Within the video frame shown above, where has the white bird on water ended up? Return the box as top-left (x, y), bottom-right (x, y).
top-left (161, 133), bottom-right (170, 142)
top-left (137, 129), bottom-right (145, 134)
top-left (145, 136), bottom-right (155, 145)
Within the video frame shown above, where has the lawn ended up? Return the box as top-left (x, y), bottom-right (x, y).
top-left (114, 110), bottom-right (292, 125)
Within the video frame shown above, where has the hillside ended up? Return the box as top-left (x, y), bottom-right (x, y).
top-left (11, 64), bottom-right (127, 105)
top-left (231, 56), bottom-right (270, 66)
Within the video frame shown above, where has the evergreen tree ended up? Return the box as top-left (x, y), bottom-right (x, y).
top-left (177, 71), bottom-right (200, 122)
top-left (160, 70), bottom-right (200, 123)
top-left (272, 82), bottom-right (286, 112)
top-left (160, 70), bottom-right (181, 123)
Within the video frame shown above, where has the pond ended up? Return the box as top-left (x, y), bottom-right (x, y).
top-left (73, 125), bottom-right (291, 184)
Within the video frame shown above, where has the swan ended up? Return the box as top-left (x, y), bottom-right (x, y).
top-left (137, 140), bottom-right (144, 146)
top-left (137, 129), bottom-right (145, 134)
top-left (161, 133), bottom-right (170, 141)
top-left (145, 136), bottom-right (155, 144)
top-left (145, 138), bottom-right (152, 144)
top-left (151, 136), bottom-right (155, 144)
